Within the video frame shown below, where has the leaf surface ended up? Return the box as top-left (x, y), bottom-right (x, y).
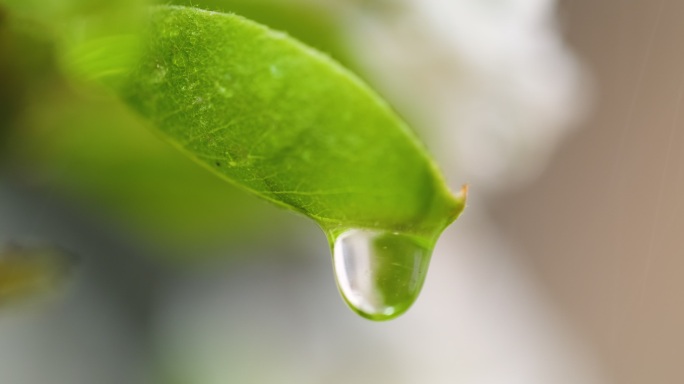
top-left (116, 5), bottom-right (463, 241)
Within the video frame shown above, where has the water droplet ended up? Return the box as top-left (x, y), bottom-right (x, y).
top-left (332, 229), bottom-right (432, 321)
top-left (270, 64), bottom-right (283, 78)
top-left (216, 85), bottom-right (233, 98)
top-left (216, 84), bottom-right (233, 98)
top-left (152, 64), bottom-right (167, 83)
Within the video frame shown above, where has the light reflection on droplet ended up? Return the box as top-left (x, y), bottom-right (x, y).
top-left (332, 229), bottom-right (432, 321)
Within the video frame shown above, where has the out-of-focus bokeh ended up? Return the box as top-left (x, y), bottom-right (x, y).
top-left (0, 0), bottom-right (680, 383)
top-left (493, 1), bottom-right (684, 383)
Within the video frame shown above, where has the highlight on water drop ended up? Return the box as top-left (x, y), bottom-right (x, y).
top-left (331, 229), bottom-right (433, 321)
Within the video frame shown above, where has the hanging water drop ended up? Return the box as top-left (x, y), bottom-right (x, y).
top-left (332, 229), bottom-right (433, 321)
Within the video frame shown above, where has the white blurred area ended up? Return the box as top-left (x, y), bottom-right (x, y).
top-left (151, 219), bottom-right (604, 384)
top-left (336, 0), bottom-right (589, 191)
top-left (0, 0), bottom-right (603, 383)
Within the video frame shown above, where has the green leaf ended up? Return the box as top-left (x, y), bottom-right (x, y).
top-left (0, 6), bottom-right (288, 252)
top-left (167, 0), bottom-right (352, 66)
top-left (111, 5), bottom-right (464, 242)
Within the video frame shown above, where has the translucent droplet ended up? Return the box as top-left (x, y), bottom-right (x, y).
top-left (270, 64), bottom-right (283, 78)
top-left (151, 64), bottom-right (167, 83)
top-left (332, 229), bottom-right (433, 321)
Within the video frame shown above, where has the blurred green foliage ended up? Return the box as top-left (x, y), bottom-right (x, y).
top-left (1, 0), bottom-right (294, 251)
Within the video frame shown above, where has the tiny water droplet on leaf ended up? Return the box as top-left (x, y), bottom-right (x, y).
top-left (332, 229), bottom-right (432, 321)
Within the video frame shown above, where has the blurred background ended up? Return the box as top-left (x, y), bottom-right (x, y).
top-left (0, 0), bottom-right (682, 383)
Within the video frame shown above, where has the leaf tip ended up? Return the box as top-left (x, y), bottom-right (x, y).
top-left (447, 184), bottom-right (468, 224)
top-left (455, 184), bottom-right (469, 205)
